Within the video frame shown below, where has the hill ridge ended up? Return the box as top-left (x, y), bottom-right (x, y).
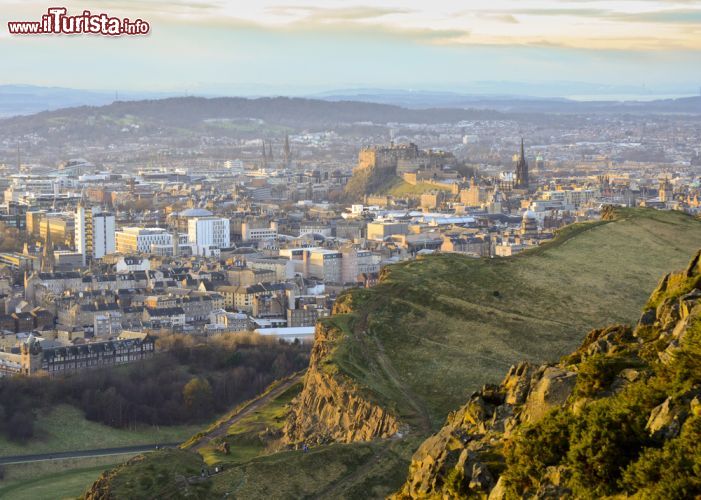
top-left (393, 248), bottom-right (701, 498)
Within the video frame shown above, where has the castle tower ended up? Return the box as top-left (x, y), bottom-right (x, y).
top-left (515, 138), bottom-right (529, 190)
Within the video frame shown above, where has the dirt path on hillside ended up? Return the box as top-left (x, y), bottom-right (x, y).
top-left (188, 373), bottom-right (304, 453)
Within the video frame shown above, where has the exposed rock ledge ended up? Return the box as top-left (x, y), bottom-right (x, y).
top-left (282, 315), bottom-right (399, 446)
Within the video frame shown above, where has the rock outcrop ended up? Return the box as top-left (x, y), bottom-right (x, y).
top-left (394, 249), bottom-right (701, 499)
top-left (394, 361), bottom-right (578, 498)
top-left (282, 301), bottom-right (399, 446)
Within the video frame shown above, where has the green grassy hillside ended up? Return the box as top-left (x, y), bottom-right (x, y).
top-left (0, 405), bottom-right (200, 457)
top-left (79, 208), bottom-right (701, 498)
top-left (327, 208), bottom-right (701, 427)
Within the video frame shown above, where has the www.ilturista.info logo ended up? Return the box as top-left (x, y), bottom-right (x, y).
top-left (8, 7), bottom-right (150, 36)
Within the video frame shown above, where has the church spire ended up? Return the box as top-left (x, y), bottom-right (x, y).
top-left (515, 137), bottom-right (529, 190)
top-left (520, 137), bottom-right (525, 162)
top-left (41, 219), bottom-right (55, 273)
top-left (283, 134), bottom-right (291, 165)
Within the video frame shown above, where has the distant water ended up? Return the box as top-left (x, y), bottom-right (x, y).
top-left (566, 94), bottom-right (695, 102)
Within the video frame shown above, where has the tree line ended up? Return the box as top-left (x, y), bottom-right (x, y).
top-left (0, 333), bottom-right (310, 442)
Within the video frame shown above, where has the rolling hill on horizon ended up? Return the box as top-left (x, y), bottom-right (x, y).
top-left (1, 92), bottom-right (700, 144)
top-left (2, 84), bottom-right (700, 119)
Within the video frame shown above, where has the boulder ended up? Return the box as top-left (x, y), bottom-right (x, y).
top-left (646, 397), bottom-right (687, 440)
top-left (521, 367), bottom-right (577, 423)
top-left (503, 362), bottom-right (535, 405)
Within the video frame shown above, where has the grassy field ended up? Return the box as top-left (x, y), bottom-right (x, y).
top-left (93, 438), bottom-right (417, 500)
top-left (0, 458), bottom-right (127, 500)
top-left (326, 208), bottom-right (701, 426)
top-left (96, 449), bottom-right (213, 499)
top-left (208, 438), bottom-right (418, 499)
top-left (0, 405), bottom-right (202, 457)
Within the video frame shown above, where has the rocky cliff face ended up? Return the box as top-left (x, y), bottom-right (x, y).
top-left (393, 250), bottom-right (701, 499)
top-left (343, 161), bottom-right (397, 202)
top-left (282, 299), bottom-right (399, 446)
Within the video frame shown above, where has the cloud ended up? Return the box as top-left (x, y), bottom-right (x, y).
top-left (507, 6), bottom-right (701, 25)
top-left (475, 13), bottom-right (520, 24)
top-left (71, 0), bottom-right (224, 14)
top-left (609, 9), bottom-right (701, 24)
top-left (266, 5), bottom-right (412, 22)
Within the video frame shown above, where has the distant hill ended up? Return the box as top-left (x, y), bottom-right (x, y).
top-left (0, 96), bottom-right (507, 144)
top-left (2, 92), bottom-right (700, 143)
top-left (0, 85), bottom-right (171, 118)
top-left (0, 95), bottom-right (503, 130)
top-left (315, 89), bottom-right (701, 114)
top-left (81, 208), bottom-right (701, 498)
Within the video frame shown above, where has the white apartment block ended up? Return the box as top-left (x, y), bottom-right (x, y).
top-left (188, 216), bottom-right (230, 256)
top-left (75, 206), bottom-right (116, 265)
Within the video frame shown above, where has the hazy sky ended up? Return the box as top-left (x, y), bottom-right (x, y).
top-left (1, 0), bottom-right (700, 94)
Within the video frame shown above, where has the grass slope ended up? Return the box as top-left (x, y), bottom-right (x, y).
top-left (81, 381), bottom-right (416, 499)
top-left (0, 405), bottom-right (201, 457)
top-left (328, 208), bottom-right (701, 426)
top-left (385, 178), bottom-right (453, 197)
top-left (0, 462), bottom-right (124, 500)
top-left (198, 381), bottom-right (302, 466)
top-left (75, 209), bottom-right (701, 498)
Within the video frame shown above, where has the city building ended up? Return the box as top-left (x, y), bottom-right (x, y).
top-left (115, 227), bottom-right (172, 254)
top-left (75, 205), bottom-right (116, 265)
top-left (241, 221), bottom-right (278, 241)
top-left (367, 221), bottom-right (409, 241)
top-left (187, 216), bottom-right (230, 256)
top-left (0, 331), bottom-right (155, 377)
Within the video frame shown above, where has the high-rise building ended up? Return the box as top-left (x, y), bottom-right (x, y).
top-left (187, 216), bottom-right (230, 256)
top-left (75, 205), bottom-right (116, 265)
top-left (515, 138), bottom-right (529, 190)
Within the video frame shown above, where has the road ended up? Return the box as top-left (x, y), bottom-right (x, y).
top-left (0, 443), bottom-right (180, 465)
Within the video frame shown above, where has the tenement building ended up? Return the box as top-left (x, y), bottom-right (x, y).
top-left (0, 331), bottom-right (155, 377)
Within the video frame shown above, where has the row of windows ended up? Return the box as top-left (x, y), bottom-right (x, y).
top-left (45, 353), bottom-right (153, 371)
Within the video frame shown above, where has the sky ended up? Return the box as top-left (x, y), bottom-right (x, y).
top-left (1, 0), bottom-right (700, 96)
